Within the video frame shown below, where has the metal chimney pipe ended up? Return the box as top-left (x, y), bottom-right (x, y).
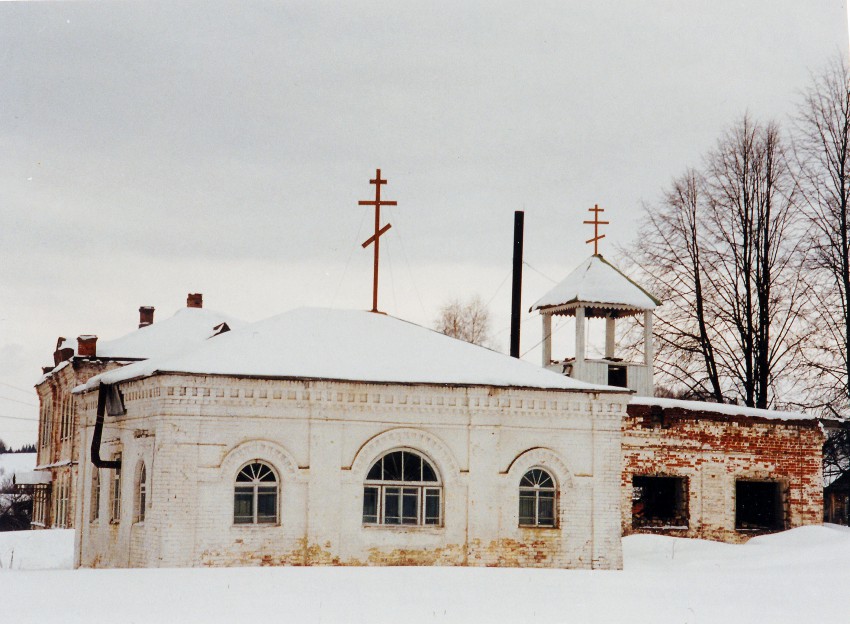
top-left (510, 211), bottom-right (524, 358)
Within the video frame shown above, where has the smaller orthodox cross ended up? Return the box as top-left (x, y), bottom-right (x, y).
top-left (358, 168), bottom-right (397, 313)
top-left (583, 204), bottom-right (609, 255)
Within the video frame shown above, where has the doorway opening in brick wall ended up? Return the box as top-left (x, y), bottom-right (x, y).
top-left (735, 479), bottom-right (785, 531)
top-left (631, 475), bottom-right (689, 529)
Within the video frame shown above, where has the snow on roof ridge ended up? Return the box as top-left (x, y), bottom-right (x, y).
top-left (78, 307), bottom-right (631, 394)
top-left (629, 396), bottom-right (821, 422)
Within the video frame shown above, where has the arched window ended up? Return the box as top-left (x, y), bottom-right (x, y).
top-left (363, 449), bottom-right (441, 526)
top-left (135, 462), bottom-right (147, 524)
top-left (234, 461), bottom-right (278, 525)
top-left (519, 468), bottom-right (557, 527)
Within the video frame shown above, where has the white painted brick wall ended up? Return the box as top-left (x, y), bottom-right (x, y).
top-left (75, 376), bottom-right (626, 569)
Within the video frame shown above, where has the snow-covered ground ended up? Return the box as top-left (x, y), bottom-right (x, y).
top-left (1, 525), bottom-right (849, 623)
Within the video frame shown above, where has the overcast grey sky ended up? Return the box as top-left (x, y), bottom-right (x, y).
top-left (0, 1), bottom-right (847, 447)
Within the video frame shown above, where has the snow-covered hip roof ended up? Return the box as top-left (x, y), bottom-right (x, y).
top-left (56, 307), bottom-right (244, 361)
top-left (79, 308), bottom-right (629, 394)
top-left (530, 255), bottom-right (660, 317)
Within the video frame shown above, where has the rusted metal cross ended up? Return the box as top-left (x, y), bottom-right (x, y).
top-left (583, 204), bottom-right (609, 255)
top-left (358, 168), bottom-right (397, 313)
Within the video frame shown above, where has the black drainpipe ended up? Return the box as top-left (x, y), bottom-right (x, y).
top-left (510, 210), bottom-right (524, 358)
top-left (91, 383), bottom-right (121, 469)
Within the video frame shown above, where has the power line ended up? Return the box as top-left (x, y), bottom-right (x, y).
top-left (0, 381), bottom-right (35, 396)
top-left (0, 395), bottom-right (38, 408)
top-left (523, 261), bottom-right (558, 284)
top-left (0, 413), bottom-right (39, 422)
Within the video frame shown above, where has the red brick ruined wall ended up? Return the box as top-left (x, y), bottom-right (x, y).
top-left (623, 404), bottom-right (824, 543)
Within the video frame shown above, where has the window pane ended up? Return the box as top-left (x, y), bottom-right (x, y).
top-left (257, 491), bottom-right (277, 523)
top-left (425, 489), bottom-right (440, 524)
top-left (363, 486), bottom-right (379, 523)
top-left (519, 493), bottom-right (536, 525)
top-left (402, 488), bottom-right (418, 524)
top-left (257, 464), bottom-right (276, 482)
top-left (367, 460), bottom-right (382, 481)
top-left (384, 487), bottom-right (400, 524)
top-left (403, 452), bottom-right (422, 482)
top-left (234, 491), bottom-right (254, 523)
top-left (383, 452), bottom-right (403, 481)
top-left (421, 460), bottom-right (438, 483)
top-left (538, 493), bottom-right (555, 526)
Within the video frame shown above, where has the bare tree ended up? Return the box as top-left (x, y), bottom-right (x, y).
top-left (622, 170), bottom-right (724, 401)
top-left (795, 57), bottom-right (850, 414)
top-left (434, 295), bottom-right (491, 347)
top-left (703, 116), bottom-right (807, 408)
top-left (625, 116), bottom-right (807, 408)
top-left (0, 476), bottom-right (32, 532)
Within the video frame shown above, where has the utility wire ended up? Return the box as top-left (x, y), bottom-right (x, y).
top-left (521, 316), bottom-right (569, 358)
top-left (0, 413), bottom-right (39, 422)
top-left (523, 261), bottom-right (558, 284)
top-left (331, 205), bottom-right (370, 308)
top-left (485, 268), bottom-right (513, 309)
top-left (0, 381), bottom-right (35, 396)
top-left (385, 205), bottom-right (428, 319)
top-left (0, 395), bottom-right (38, 408)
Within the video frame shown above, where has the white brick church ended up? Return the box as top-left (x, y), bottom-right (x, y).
top-left (69, 307), bottom-right (628, 569)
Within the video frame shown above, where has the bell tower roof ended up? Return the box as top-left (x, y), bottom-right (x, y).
top-left (530, 254), bottom-right (660, 318)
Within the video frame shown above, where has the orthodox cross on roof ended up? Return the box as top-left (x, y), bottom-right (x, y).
top-left (358, 168), bottom-right (397, 313)
top-left (583, 204), bottom-right (609, 255)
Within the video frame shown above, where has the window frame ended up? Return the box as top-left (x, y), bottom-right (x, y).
top-left (362, 449), bottom-right (443, 528)
top-left (91, 468), bottom-right (100, 524)
top-left (110, 453), bottom-right (122, 524)
top-left (233, 461), bottom-right (279, 526)
top-left (134, 462), bottom-right (147, 524)
top-left (518, 467), bottom-right (558, 528)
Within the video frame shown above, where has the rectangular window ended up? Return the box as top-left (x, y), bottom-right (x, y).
top-left (384, 486), bottom-right (401, 525)
top-left (401, 487), bottom-right (419, 525)
top-left (60, 397), bottom-right (74, 441)
top-left (608, 365), bottom-right (627, 388)
top-left (362, 486), bottom-right (379, 524)
top-left (233, 488), bottom-right (254, 524)
top-left (632, 475), bottom-right (689, 529)
top-left (424, 488), bottom-right (441, 525)
top-left (40, 398), bottom-right (53, 448)
top-left (256, 486), bottom-right (277, 524)
top-left (58, 475), bottom-right (69, 528)
top-left (33, 485), bottom-right (50, 526)
top-left (519, 492), bottom-right (536, 526)
top-left (91, 470), bottom-right (100, 523)
top-left (111, 454), bottom-right (122, 523)
top-left (736, 480), bottom-right (784, 531)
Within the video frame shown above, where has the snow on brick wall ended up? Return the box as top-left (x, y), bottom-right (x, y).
top-left (622, 404), bottom-right (824, 543)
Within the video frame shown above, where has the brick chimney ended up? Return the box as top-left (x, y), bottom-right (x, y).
top-left (139, 306), bottom-right (155, 328)
top-left (77, 335), bottom-right (98, 358)
top-left (187, 293), bottom-right (203, 309)
top-left (52, 336), bottom-right (74, 366)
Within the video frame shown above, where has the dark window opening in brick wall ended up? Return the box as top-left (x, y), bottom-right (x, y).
top-left (632, 476), bottom-right (689, 529)
top-left (735, 480), bottom-right (785, 531)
